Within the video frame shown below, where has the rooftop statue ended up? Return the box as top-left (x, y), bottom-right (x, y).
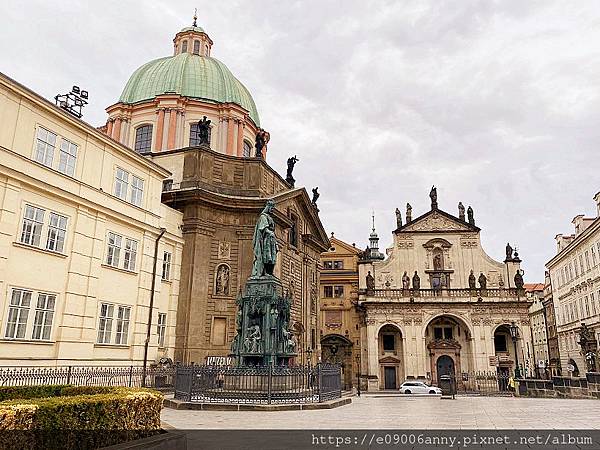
top-left (251, 200), bottom-right (278, 277)
top-left (312, 187), bottom-right (320, 206)
top-left (467, 206), bottom-right (475, 226)
top-left (406, 203), bottom-right (412, 223)
top-left (514, 270), bottom-right (524, 289)
top-left (430, 185), bottom-right (438, 210)
top-left (458, 202), bottom-right (465, 221)
top-left (505, 243), bottom-right (514, 261)
top-left (478, 272), bottom-right (487, 289)
top-left (395, 208), bottom-right (402, 228)
top-left (196, 116), bottom-right (211, 146)
top-left (286, 155), bottom-right (299, 186)
top-left (255, 128), bottom-right (270, 158)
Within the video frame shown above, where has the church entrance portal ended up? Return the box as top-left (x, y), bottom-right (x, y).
top-left (436, 355), bottom-right (455, 385)
top-left (384, 366), bottom-right (397, 389)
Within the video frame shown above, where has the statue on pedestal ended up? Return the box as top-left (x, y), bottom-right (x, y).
top-left (467, 206), bottom-right (475, 226)
top-left (366, 271), bottom-right (375, 291)
top-left (514, 270), bottom-right (524, 289)
top-left (395, 208), bottom-right (402, 228)
top-left (255, 128), bottom-right (270, 158)
top-left (412, 271), bottom-right (420, 290)
top-left (286, 156), bottom-right (299, 186)
top-left (505, 243), bottom-right (514, 261)
top-left (406, 203), bottom-right (412, 223)
top-left (430, 186), bottom-right (438, 210)
top-left (478, 272), bottom-right (487, 289)
top-left (312, 187), bottom-right (320, 206)
top-left (251, 200), bottom-right (278, 278)
top-left (468, 270), bottom-right (476, 289)
top-left (402, 271), bottom-right (410, 290)
top-left (196, 116), bottom-right (211, 146)
top-left (458, 202), bottom-right (465, 221)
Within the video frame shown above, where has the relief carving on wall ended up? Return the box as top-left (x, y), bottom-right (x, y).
top-left (217, 241), bottom-right (231, 260)
top-left (397, 236), bottom-right (414, 249)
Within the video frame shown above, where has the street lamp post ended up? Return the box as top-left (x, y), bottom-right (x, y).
top-left (355, 354), bottom-right (361, 397)
top-left (510, 322), bottom-right (521, 379)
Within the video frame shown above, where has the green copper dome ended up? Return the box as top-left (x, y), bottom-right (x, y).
top-left (119, 53), bottom-right (260, 126)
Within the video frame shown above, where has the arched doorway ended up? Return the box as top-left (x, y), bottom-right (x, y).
top-left (321, 334), bottom-right (353, 389)
top-left (493, 324), bottom-right (522, 378)
top-left (436, 355), bottom-right (455, 385)
top-left (568, 359), bottom-right (580, 377)
top-left (425, 315), bottom-right (473, 386)
top-left (377, 324), bottom-right (404, 390)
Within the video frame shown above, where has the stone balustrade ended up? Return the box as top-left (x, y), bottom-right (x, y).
top-left (361, 288), bottom-right (524, 302)
top-left (517, 373), bottom-right (600, 399)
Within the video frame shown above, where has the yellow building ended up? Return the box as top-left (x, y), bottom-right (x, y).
top-left (319, 234), bottom-right (363, 390)
top-left (0, 73), bottom-right (184, 366)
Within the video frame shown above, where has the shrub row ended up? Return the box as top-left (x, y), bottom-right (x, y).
top-left (0, 385), bottom-right (164, 449)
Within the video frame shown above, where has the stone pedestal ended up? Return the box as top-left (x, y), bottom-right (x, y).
top-left (230, 275), bottom-right (298, 366)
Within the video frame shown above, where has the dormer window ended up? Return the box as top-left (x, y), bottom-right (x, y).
top-left (181, 40), bottom-right (188, 53)
top-left (193, 40), bottom-right (200, 55)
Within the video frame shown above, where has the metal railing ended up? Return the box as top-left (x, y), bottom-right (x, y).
top-left (0, 365), bottom-right (177, 391)
top-left (453, 371), bottom-right (513, 395)
top-left (174, 363), bottom-right (342, 404)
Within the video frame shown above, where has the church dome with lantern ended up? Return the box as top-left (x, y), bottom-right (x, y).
top-left (104, 16), bottom-right (263, 158)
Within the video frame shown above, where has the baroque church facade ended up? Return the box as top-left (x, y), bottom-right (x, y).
top-left (357, 191), bottom-right (532, 390)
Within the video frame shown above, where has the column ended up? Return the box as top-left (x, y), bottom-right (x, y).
top-left (106, 119), bottom-right (113, 137)
top-left (366, 320), bottom-right (379, 391)
top-left (167, 109), bottom-right (177, 149)
top-left (154, 109), bottom-right (165, 151)
top-left (226, 118), bottom-right (235, 155)
top-left (236, 120), bottom-right (244, 156)
top-left (113, 118), bottom-right (122, 143)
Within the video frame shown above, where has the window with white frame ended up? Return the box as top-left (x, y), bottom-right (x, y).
top-left (130, 176), bottom-right (144, 207)
top-left (4, 289), bottom-right (32, 339)
top-left (58, 139), bottom-right (78, 176)
top-left (32, 293), bottom-right (56, 340)
top-left (162, 251), bottom-right (172, 281)
top-left (115, 306), bottom-right (131, 345)
top-left (46, 212), bottom-right (68, 253)
top-left (97, 303), bottom-right (114, 344)
top-left (114, 168), bottom-right (129, 200)
top-left (123, 238), bottom-right (137, 271)
top-left (106, 232), bottom-right (122, 267)
top-left (157, 312), bottom-right (167, 347)
top-left (20, 205), bottom-right (45, 247)
top-left (34, 127), bottom-right (57, 168)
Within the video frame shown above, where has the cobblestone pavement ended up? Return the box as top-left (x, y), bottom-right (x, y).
top-left (161, 395), bottom-right (600, 429)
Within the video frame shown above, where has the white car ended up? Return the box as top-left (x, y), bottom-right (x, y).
top-left (399, 381), bottom-right (442, 395)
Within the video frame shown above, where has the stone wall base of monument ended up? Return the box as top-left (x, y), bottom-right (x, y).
top-left (517, 372), bottom-right (600, 399)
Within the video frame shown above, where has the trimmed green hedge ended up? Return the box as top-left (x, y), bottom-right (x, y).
top-left (0, 385), bottom-right (164, 449)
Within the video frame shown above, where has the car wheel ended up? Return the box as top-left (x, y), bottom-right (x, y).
top-left (404, 390), bottom-right (411, 394)
top-left (429, 390), bottom-right (436, 394)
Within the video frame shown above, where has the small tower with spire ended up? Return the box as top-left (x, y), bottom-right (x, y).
top-left (368, 211), bottom-right (385, 260)
top-left (173, 10), bottom-right (213, 57)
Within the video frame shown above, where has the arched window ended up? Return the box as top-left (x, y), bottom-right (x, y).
top-left (193, 40), bottom-right (200, 55)
top-left (181, 40), bottom-right (188, 53)
top-left (189, 122), bottom-right (211, 147)
top-left (242, 140), bottom-right (252, 157)
top-left (134, 125), bottom-right (152, 154)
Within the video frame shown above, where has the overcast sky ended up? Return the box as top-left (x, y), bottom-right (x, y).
top-left (2, 1), bottom-right (599, 281)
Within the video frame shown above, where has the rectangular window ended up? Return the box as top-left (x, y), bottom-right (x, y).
top-left (585, 251), bottom-right (590, 271)
top-left (382, 334), bottom-right (395, 351)
top-left (592, 246), bottom-right (597, 266)
top-left (106, 232), bottom-right (122, 267)
top-left (32, 293), bottom-right (55, 340)
top-left (324, 286), bottom-right (333, 298)
top-left (34, 127), bottom-right (56, 167)
top-left (4, 289), bottom-right (31, 339)
top-left (162, 251), bottom-right (172, 281)
top-left (58, 139), bottom-right (77, 176)
top-left (114, 168), bottom-right (129, 200)
top-left (579, 255), bottom-right (585, 274)
top-left (46, 212), bottom-right (67, 253)
top-left (20, 205), bottom-right (45, 247)
top-left (444, 327), bottom-right (453, 340)
top-left (123, 238), bottom-right (137, 271)
top-left (130, 176), bottom-right (144, 207)
top-left (114, 306), bottom-right (131, 345)
top-left (585, 296), bottom-right (590, 317)
top-left (592, 292), bottom-right (597, 316)
top-left (434, 327), bottom-right (443, 340)
top-left (157, 312), bottom-right (167, 347)
top-left (333, 286), bottom-right (344, 297)
top-left (134, 125), bottom-right (153, 154)
top-left (574, 260), bottom-right (579, 278)
top-left (97, 303), bottom-right (114, 344)
top-left (323, 261), bottom-right (333, 269)
top-left (211, 317), bottom-right (227, 346)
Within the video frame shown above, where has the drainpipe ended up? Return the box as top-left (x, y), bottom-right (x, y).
top-left (142, 227), bottom-right (167, 387)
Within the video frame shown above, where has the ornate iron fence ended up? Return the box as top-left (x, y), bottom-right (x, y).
top-left (174, 363), bottom-right (342, 404)
top-left (453, 371), bottom-right (513, 395)
top-left (0, 365), bottom-right (176, 391)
